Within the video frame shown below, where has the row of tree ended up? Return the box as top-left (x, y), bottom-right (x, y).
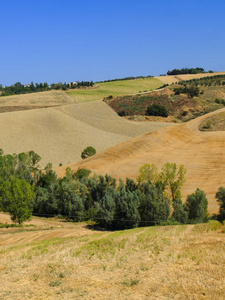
top-left (0, 81), bottom-right (94, 96)
top-left (167, 67), bottom-right (207, 76)
top-left (0, 150), bottom-right (224, 228)
top-left (175, 74), bottom-right (225, 87)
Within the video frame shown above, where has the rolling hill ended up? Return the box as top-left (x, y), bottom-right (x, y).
top-left (0, 100), bottom-right (174, 167)
top-left (55, 107), bottom-right (225, 214)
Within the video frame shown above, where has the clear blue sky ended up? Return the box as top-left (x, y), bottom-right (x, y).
top-left (1, 0), bottom-right (225, 86)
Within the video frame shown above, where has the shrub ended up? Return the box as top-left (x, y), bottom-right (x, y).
top-left (146, 104), bottom-right (168, 117)
top-left (81, 146), bottom-right (96, 159)
top-left (118, 110), bottom-right (128, 117)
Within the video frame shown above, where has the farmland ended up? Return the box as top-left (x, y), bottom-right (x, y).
top-left (0, 213), bottom-right (224, 299)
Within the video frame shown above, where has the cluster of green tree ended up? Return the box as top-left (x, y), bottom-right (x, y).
top-left (146, 104), bottom-right (168, 117)
top-left (0, 149), bottom-right (225, 228)
top-left (175, 74), bottom-right (225, 87)
top-left (0, 80), bottom-right (94, 96)
top-left (167, 67), bottom-right (207, 76)
top-left (97, 75), bottom-right (153, 83)
top-left (173, 86), bottom-right (200, 98)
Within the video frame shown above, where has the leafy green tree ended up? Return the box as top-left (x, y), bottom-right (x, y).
top-left (113, 187), bottom-right (140, 230)
top-left (137, 163), bottom-right (159, 184)
top-left (94, 188), bottom-right (117, 227)
top-left (0, 178), bottom-right (35, 224)
top-left (185, 188), bottom-right (208, 222)
top-left (81, 146), bottom-right (96, 159)
top-left (160, 163), bottom-right (186, 202)
top-left (56, 181), bottom-right (84, 221)
top-left (215, 187), bottom-right (225, 221)
top-left (172, 198), bottom-right (188, 224)
top-left (138, 182), bottom-right (171, 226)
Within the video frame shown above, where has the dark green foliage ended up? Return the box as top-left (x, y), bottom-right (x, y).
top-left (94, 188), bottom-right (117, 228)
top-left (138, 183), bottom-right (171, 226)
top-left (81, 146), bottom-right (96, 159)
top-left (215, 187), bottom-right (225, 221)
top-left (1, 80), bottom-right (94, 97)
top-left (118, 110), bottom-right (128, 116)
top-left (113, 187), bottom-right (140, 230)
top-left (185, 188), bottom-right (209, 222)
top-left (172, 198), bottom-right (188, 224)
top-left (74, 168), bottom-right (91, 180)
top-left (173, 86), bottom-right (200, 98)
top-left (167, 67), bottom-right (205, 76)
top-left (0, 178), bottom-right (35, 224)
top-left (56, 181), bottom-right (84, 221)
top-left (215, 98), bottom-right (225, 105)
top-left (146, 104), bottom-right (168, 117)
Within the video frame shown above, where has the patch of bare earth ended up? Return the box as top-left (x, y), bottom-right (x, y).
top-left (0, 217), bottom-right (224, 299)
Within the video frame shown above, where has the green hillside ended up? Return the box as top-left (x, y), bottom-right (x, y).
top-left (67, 77), bottom-right (164, 102)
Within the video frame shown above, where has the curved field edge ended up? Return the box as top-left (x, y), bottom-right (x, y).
top-left (0, 219), bottom-right (224, 299)
top-left (66, 77), bottom-right (164, 102)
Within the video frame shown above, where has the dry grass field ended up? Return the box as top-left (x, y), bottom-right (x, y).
top-left (0, 100), bottom-right (174, 167)
top-left (0, 213), bottom-right (224, 299)
top-left (0, 90), bottom-right (76, 112)
top-left (156, 72), bottom-right (225, 85)
top-left (55, 107), bottom-right (225, 214)
top-left (67, 77), bottom-right (164, 102)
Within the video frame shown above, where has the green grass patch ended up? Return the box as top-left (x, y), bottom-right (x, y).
top-left (67, 78), bottom-right (164, 102)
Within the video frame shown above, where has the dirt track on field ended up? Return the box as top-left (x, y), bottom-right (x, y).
top-left (55, 108), bottom-right (225, 214)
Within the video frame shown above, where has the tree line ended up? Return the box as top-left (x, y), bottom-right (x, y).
top-left (0, 81), bottom-right (94, 97)
top-left (167, 67), bottom-right (208, 76)
top-left (0, 149), bottom-right (224, 228)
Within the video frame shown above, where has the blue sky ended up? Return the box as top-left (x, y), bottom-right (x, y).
top-left (1, 0), bottom-right (225, 86)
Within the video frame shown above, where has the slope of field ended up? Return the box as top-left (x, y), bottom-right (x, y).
top-left (0, 90), bottom-right (76, 113)
top-left (156, 72), bottom-right (225, 85)
top-left (0, 215), bottom-right (224, 299)
top-left (0, 101), bottom-right (174, 167)
top-left (67, 77), bottom-right (164, 102)
top-left (55, 108), bottom-right (225, 214)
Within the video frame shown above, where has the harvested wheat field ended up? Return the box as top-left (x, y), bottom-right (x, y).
top-left (55, 107), bottom-right (225, 214)
top-left (156, 72), bottom-right (225, 85)
top-left (0, 90), bottom-right (76, 113)
top-left (0, 100), bottom-right (173, 167)
top-left (0, 214), bottom-right (225, 299)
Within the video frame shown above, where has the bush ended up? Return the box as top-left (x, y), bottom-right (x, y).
top-left (118, 110), bottom-right (128, 117)
top-left (81, 146), bottom-right (96, 159)
top-left (146, 104), bottom-right (168, 117)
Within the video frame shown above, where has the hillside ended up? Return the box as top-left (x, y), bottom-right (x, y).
top-left (0, 101), bottom-right (174, 167)
top-left (55, 108), bottom-right (225, 214)
top-left (0, 90), bottom-right (76, 113)
top-left (0, 214), bottom-right (224, 299)
top-left (66, 77), bottom-right (164, 102)
top-left (105, 73), bottom-right (225, 123)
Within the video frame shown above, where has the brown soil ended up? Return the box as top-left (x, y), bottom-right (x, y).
top-left (55, 108), bottom-right (225, 214)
